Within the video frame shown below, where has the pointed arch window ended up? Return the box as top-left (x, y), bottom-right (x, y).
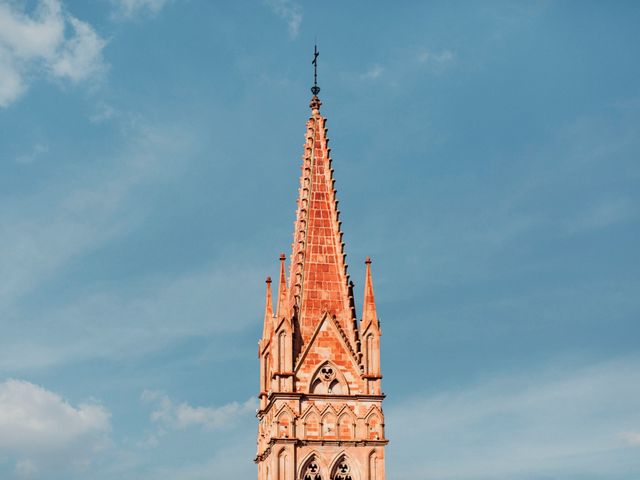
top-left (277, 410), bottom-right (292, 438)
top-left (321, 410), bottom-right (337, 439)
top-left (366, 334), bottom-right (374, 374)
top-left (368, 450), bottom-right (377, 480)
top-left (278, 449), bottom-right (288, 480)
top-left (303, 411), bottom-right (320, 438)
top-left (332, 459), bottom-right (353, 480)
top-left (337, 412), bottom-right (354, 440)
top-left (366, 412), bottom-right (383, 440)
top-left (278, 331), bottom-right (287, 372)
top-left (302, 459), bottom-right (322, 480)
top-left (310, 362), bottom-right (347, 395)
top-left (264, 353), bottom-right (271, 391)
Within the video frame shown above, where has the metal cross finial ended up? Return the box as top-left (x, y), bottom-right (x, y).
top-left (311, 44), bottom-right (320, 96)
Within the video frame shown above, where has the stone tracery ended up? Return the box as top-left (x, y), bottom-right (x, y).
top-left (302, 458), bottom-right (322, 480)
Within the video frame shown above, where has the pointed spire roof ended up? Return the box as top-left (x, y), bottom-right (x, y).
top-left (287, 95), bottom-right (355, 345)
top-left (276, 253), bottom-right (288, 318)
top-left (362, 257), bottom-right (380, 331)
top-left (262, 276), bottom-right (273, 340)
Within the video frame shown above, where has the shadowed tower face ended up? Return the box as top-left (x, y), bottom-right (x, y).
top-left (256, 77), bottom-right (387, 479)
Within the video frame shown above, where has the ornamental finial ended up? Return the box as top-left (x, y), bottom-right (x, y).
top-left (311, 44), bottom-right (320, 96)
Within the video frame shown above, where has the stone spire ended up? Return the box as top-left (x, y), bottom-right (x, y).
top-left (255, 51), bottom-right (387, 479)
top-left (276, 253), bottom-right (288, 319)
top-left (361, 257), bottom-right (380, 331)
top-left (360, 256), bottom-right (382, 394)
top-left (261, 276), bottom-right (273, 340)
top-left (286, 94), bottom-right (356, 349)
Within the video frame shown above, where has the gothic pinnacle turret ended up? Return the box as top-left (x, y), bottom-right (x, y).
top-left (362, 257), bottom-right (380, 331)
top-left (261, 276), bottom-right (273, 341)
top-left (276, 253), bottom-right (288, 319)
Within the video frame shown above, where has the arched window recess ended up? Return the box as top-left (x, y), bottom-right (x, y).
top-left (331, 458), bottom-right (354, 480)
top-left (309, 361), bottom-right (349, 395)
top-left (301, 458), bottom-right (322, 480)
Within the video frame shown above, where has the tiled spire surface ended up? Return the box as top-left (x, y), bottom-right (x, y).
top-left (287, 95), bottom-right (355, 348)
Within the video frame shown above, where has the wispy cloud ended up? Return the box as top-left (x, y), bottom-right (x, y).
top-left (371, 109), bottom-right (640, 292)
top-left (610, 96), bottom-right (640, 110)
top-left (15, 143), bottom-right (49, 165)
top-left (0, 266), bottom-right (263, 372)
top-left (0, 0), bottom-right (107, 107)
top-left (0, 119), bottom-right (227, 372)
top-left (619, 432), bottom-right (640, 446)
top-left (417, 48), bottom-right (454, 68)
top-left (566, 197), bottom-right (638, 233)
top-left (141, 390), bottom-right (257, 432)
top-left (50, 17), bottom-right (106, 82)
top-left (110, 0), bottom-right (173, 20)
top-left (0, 121), bottom-right (189, 307)
top-left (387, 356), bottom-right (640, 479)
top-left (265, 0), bottom-right (302, 38)
top-left (89, 102), bottom-right (118, 123)
top-left (0, 379), bottom-right (110, 476)
top-left (361, 64), bottom-right (384, 80)
top-left (15, 459), bottom-right (39, 478)
top-left (132, 440), bottom-right (256, 480)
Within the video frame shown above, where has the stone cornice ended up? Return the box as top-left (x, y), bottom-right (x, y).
top-left (255, 438), bottom-right (389, 463)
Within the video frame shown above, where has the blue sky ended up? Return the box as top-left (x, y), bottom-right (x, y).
top-left (0, 0), bottom-right (639, 479)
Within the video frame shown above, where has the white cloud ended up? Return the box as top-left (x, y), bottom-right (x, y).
top-left (15, 459), bottom-right (39, 478)
top-left (0, 379), bottom-right (111, 474)
top-left (0, 121), bottom-right (190, 308)
top-left (133, 440), bottom-right (256, 480)
top-left (141, 390), bottom-right (257, 431)
top-left (619, 431), bottom-right (640, 446)
top-left (417, 48), bottom-right (454, 76)
top-left (110, 0), bottom-right (172, 20)
top-left (611, 96), bottom-right (640, 110)
top-left (15, 143), bottom-right (49, 165)
top-left (387, 356), bottom-right (640, 479)
top-left (418, 49), bottom-right (453, 63)
top-left (50, 17), bottom-right (106, 82)
top-left (566, 197), bottom-right (638, 233)
top-left (0, 0), bottom-right (106, 107)
top-left (89, 102), bottom-right (117, 123)
top-left (361, 64), bottom-right (384, 80)
top-left (0, 120), bottom-right (253, 372)
top-left (0, 265), bottom-right (263, 372)
top-left (0, 0), bottom-right (64, 59)
top-left (265, 0), bottom-right (302, 38)
top-left (0, 48), bottom-right (26, 105)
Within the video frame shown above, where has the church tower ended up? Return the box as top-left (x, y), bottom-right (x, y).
top-left (256, 50), bottom-right (387, 480)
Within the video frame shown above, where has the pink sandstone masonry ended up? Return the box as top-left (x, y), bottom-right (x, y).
top-left (256, 94), bottom-right (387, 480)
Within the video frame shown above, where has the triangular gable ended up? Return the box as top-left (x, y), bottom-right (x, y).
top-left (274, 403), bottom-right (296, 419)
top-left (319, 403), bottom-right (339, 418)
top-left (335, 404), bottom-right (356, 419)
top-left (360, 318), bottom-right (380, 339)
top-left (273, 316), bottom-right (290, 335)
top-left (300, 403), bottom-right (322, 420)
top-left (294, 312), bottom-right (361, 377)
top-left (364, 404), bottom-right (383, 421)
